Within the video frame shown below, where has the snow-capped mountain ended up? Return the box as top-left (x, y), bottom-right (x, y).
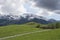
top-left (0, 13), bottom-right (56, 26)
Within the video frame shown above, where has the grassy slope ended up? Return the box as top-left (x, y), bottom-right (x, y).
top-left (0, 22), bottom-right (60, 40)
top-left (0, 22), bottom-right (41, 38)
top-left (5, 29), bottom-right (60, 40)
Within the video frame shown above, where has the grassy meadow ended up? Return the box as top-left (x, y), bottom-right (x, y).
top-left (5, 29), bottom-right (60, 40)
top-left (0, 22), bottom-right (60, 40)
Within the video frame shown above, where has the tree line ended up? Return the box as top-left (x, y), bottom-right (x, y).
top-left (36, 22), bottom-right (60, 29)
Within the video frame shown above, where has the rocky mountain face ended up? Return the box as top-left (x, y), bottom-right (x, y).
top-left (0, 13), bottom-right (56, 26)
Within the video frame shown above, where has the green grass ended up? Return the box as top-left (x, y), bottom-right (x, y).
top-left (0, 22), bottom-right (60, 40)
top-left (0, 23), bottom-right (41, 38)
top-left (5, 29), bottom-right (60, 40)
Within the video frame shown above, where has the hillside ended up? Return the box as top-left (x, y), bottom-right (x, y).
top-left (0, 22), bottom-right (41, 38)
top-left (0, 22), bottom-right (60, 40)
top-left (5, 29), bottom-right (60, 40)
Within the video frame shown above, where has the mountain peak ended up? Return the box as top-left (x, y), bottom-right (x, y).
top-left (0, 13), bottom-right (57, 26)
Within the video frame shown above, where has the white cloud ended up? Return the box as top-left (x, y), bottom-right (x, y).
top-left (53, 10), bottom-right (60, 14)
top-left (17, 4), bottom-right (27, 13)
top-left (0, 0), bottom-right (6, 5)
top-left (35, 9), bottom-right (54, 17)
top-left (0, 0), bottom-right (27, 15)
top-left (0, 0), bottom-right (59, 20)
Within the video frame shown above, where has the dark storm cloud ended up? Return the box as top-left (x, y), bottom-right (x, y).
top-left (33, 0), bottom-right (60, 10)
top-left (54, 10), bottom-right (60, 14)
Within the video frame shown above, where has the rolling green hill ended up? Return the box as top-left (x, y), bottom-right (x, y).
top-left (5, 29), bottom-right (60, 40)
top-left (0, 22), bottom-right (42, 38)
top-left (0, 22), bottom-right (60, 40)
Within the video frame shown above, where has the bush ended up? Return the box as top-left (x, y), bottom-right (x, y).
top-left (36, 22), bottom-right (60, 29)
top-left (48, 22), bottom-right (60, 29)
top-left (55, 22), bottom-right (60, 28)
top-left (36, 24), bottom-right (40, 28)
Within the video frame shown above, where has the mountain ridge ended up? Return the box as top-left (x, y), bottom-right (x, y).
top-left (0, 13), bottom-right (56, 26)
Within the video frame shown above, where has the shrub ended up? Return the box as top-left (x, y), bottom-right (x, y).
top-left (36, 24), bottom-right (40, 28)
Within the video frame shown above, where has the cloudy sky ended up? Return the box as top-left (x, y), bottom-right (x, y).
top-left (0, 0), bottom-right (60, 20)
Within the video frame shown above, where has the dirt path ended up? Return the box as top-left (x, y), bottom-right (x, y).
top-left (0, 29), bottom-right (51, 40)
